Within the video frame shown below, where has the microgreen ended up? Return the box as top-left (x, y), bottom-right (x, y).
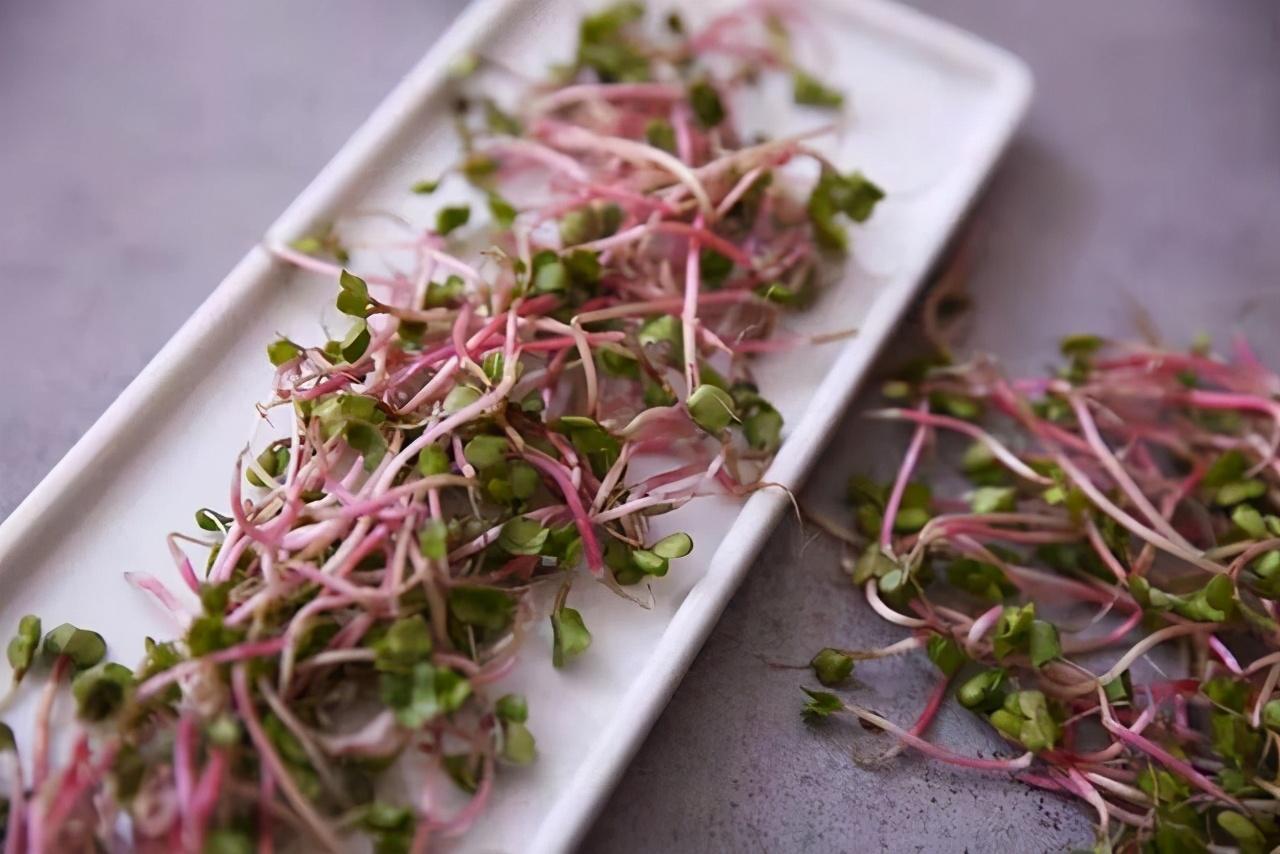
top-left (991, 603), bottom-right (1035, 661)
top-left (988, 690), bottom-right (1059, 752)
top-left (419, 519), bottom-right (448, 560)
top-left (267, 338), bottom-right (302, 366)
top-left (498, 517), bottom-right (549, 555)
top-left (0, 8), bottom-right (892, 849)
top-left (360, 804), bottom-right (414, 854)
top-left (483, 98), bottom-right (522, 137)
top-left (195, 507), bottom-right (233, 532)
top-left (969, 486), bottom-right (1016, 514)
top-left (810, 648), bottom-right (855, 686)
top-left (337, 269), bottom-right (372, 317)
top-left (551, 606), bottom-right (591, 667)
top-left (464, 434), bottom-right (508, 469)
top-left (345, 421), bottom-right (388, 471)
top-left (699, 248), bottom-right (734, 288)
top-left (417, 444), bottom-right (450, 477)
top-left (495, 693), bottom-right (528, 723)
top-left (291, 226), bottom-right (349, 263)
top-left (956, 669), bottom-right (1006, 712)
top-left (808, 170), bottom-right (885, 252)
top-left (792, 71), bottom-right (844, 108)
top-left (71, 662), bottom-right (134, 721)
top-left (380, 663), bottom-right (472, 728)
top-left (1028, 620), bottom-right (1061, 668)
top-left (341, 318), bottom-right (371, 363)
top-left (373, 616), bottom-right (433, 673)
top-left (443, 384), bottom-right (481, 413)
top-left (638, 314), bottom-right (682, 354)
top-left (246, 444), bottom-right (289, 487)
top-left (6, 614), bottom-right (40, 684)
top-left (436, 205), bottom-right (471, 236)
top-left (576, 1), bottom-right (649, 82)
top-left (947, 558), bottom-right (1015, 602)
top-left (817, 330), bottom-right (1280, 851)
top-left (559, 203), bottom-right (622, 247)
top-left (488, 192), bottom-right (518, 228)
top-left (688, 80), bottom-right (726, 128)
top-left (553, 416), bottom-right (621, 477)
top-left (687, 384), bottom-right (737, 434)
top-left (652, 532), bottom-right (693, 559)
top-left (42, 623), bottom-right (107, 670)
top-left (926, 635), bottom-right (966, 677)
top-left (645, 118), bottom-right (676, 153)
top-left (449, 587), bottom-right (515, 633)
top-left (801, 688), bottom-right (843, 721)
top-left (502, 719), bottom-right (537, 765)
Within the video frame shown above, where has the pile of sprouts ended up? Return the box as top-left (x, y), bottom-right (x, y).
top-left (0, 4), bottom-right (881, 851)
top-left (807, 333), bottom-right (1280, 852)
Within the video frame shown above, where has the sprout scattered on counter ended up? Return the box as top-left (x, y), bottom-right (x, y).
top-left (806, 333), bottom-right (1280, 851)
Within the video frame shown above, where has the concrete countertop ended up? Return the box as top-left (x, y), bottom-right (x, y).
top-left (2, 1), bottom-right (1277, 850)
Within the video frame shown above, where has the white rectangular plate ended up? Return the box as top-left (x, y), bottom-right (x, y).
top-left (0, 1), bottom-right (1030, 851)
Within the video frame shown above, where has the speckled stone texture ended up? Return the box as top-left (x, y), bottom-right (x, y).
top-left (2, 1), bottom-right (1278, 851)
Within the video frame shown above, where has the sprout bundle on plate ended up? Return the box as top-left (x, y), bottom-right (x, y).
top-left (807, 335), bottom-right (1280, 852)
top-left (0, 4), bottom-right (882, 851)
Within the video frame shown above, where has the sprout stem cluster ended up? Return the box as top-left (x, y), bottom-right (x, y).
top-left (1, 4), bottom-right (880, 851)
top-left (807, 335), bottom-right (1280, 851)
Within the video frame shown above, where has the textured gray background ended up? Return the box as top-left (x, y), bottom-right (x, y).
top-left (2, 1), bottom-right (1278, 851)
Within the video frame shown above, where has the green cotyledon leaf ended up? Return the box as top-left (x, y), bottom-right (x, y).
top-left (551, 606), bottom-right (591, 667)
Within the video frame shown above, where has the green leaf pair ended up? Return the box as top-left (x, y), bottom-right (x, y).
top-left (1130, 574), bottom-right (1236, 622)
top-left (688, 80), bottom-right (725, 128)
top-left (43, 623), bottom-right (107, 670)
top-left (687, 384), bottom-right (737, 435)
top-left (498, 517), bottom-right (550, 556)
top-left (729, 382), bottom-right (784, 452)
top-left (801, 687), bottom-right (843, 721)
top-left (266, 338), bottom-right (302, 367)
top-left (380, 662), bottom-right (472, 728)
top-left (946, 558), bottom-right (1015, 602)
top-left (373, 616), bottom-right (433, 674)
top-left (72, 662), bottom-right (134, 721)
top-left (576, 1), bottom-right (649, 82)
top-left (807, 170), bottom-right (885, 252)
top-left (6, 614), bottom-right (41, 683)
top-left (436, 205), bottom-right (471, 236)
top-left (988, 690), bottom-right (1060, 752)
top-left (644, 118), bottom-right (676, 153)
top-left (956, 668), bottom-right (1006, 712)
top-left (792, 71), bottom-right (844, 108)
top-left (991, 603), bottom-right (1035, 661)
top-left (607, 533), bottom-right (692, 585)
top-left (989, 603), bottom-right (1060, 667)
top-left (423, 275), bottom-right (466, 309)
top-left (484, 459), bottom-right (541, 508)
top-left (809, 648), bottom-right (854, 686)
top-left (925, 635), bottom-right (967, 678)
top-left (449, 586), bottom-right (516, 634)
top-left (494, 693), bottom-right (536, 764)
top-left (246, 443), bottom-right (290, 487)
top-left (551, 606), bottom-right (591, 667)
top-left (530, 248), bottom-right (601, 296)
top-left (847, 476), bottom-right (932, 537)
top-left (336, 269), bottom-right (373, 318)
top-left (559, 202), bottom-right (623, 247)
top-left (553, 415), bottom-right (621, 478)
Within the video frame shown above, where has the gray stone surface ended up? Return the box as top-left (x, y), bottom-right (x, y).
top-left (2, 1), bottom-right (1278, 852)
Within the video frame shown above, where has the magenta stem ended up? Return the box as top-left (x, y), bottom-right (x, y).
top-left (880, 403), bottom-right (930, 553)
